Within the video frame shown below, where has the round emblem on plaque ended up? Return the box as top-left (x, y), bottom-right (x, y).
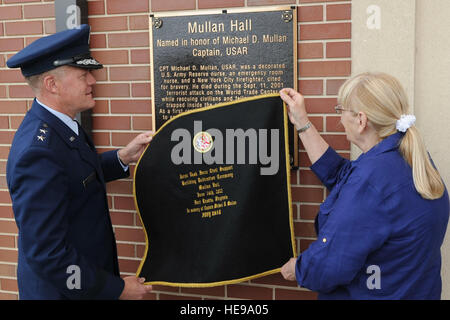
top-left (193, 132), bottom-right (213, 153)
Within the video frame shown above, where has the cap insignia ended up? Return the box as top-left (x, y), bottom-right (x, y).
top-left (76, 58), bottom-right (101, 66)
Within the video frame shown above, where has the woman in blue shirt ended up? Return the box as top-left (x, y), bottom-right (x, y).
top-left (279, 72), bottom-right (449, 299)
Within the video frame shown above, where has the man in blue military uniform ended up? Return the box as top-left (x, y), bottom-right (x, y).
top-left (6, 25), bottom-right (153, 299)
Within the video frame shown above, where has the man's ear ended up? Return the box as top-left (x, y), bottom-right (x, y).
top-left (41, 73), bottom-right (58, 94)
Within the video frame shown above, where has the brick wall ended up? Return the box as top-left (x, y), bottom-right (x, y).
top-left (0, 0), bottom-right (351, 300)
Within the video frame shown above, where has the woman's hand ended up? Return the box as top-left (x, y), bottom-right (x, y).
top-left (280, 88), bottom-right (329, 165)
top-left (280, 88), bottom-right (309, 130)
top-left (281, 257), bottom-right (297, 281)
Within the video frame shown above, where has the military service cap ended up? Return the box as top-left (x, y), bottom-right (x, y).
top-left (7, 24), bottom-right (102, 77)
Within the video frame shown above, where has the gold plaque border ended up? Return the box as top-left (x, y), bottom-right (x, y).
top-left (133, 93), bottom-right (296, 288)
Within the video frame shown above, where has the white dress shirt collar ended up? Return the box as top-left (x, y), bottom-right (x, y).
top-left (36, 98), bottom-right (79, 135)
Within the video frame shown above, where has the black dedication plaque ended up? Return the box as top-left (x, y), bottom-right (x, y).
top-left (150, 7), bottom-right (298, 165)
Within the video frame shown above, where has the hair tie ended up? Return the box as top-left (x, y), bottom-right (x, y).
top-left (396, 114), bottom-right (416, 132)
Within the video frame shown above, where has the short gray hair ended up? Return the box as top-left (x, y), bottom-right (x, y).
top-left (25, 67), bottom-right (66, 93)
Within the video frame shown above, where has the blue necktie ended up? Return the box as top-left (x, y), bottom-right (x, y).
top-left (75, 120), bottom-right (94, 151)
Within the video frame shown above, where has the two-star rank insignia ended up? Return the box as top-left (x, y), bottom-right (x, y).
top-left (36, 123), bottom-right (49, 142)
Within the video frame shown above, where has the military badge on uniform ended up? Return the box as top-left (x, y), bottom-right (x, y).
top-left (36, 125), bottom-right (48, 142)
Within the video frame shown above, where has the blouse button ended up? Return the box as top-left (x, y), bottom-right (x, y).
top-left (322, 238), bottom-right (327, 243)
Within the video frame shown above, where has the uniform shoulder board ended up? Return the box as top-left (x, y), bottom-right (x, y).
top-left (31, 122), bottom-right (51, 146)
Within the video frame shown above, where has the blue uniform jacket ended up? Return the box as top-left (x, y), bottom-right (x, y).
top-left (296, 132), bottom-right (449, 299)
top-left (7, 99), bottom-right (128, 299)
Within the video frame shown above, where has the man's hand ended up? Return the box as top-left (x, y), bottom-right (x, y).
top-left (118, 131), bottom-right (153, 165)
top-left (119, 276), bottom-right (153, 300)
top-left (281, 257), bottom-right (297, 281)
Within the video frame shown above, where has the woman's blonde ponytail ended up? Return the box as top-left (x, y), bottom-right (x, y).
top-left (399, 126), bottom-right (444, 200)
